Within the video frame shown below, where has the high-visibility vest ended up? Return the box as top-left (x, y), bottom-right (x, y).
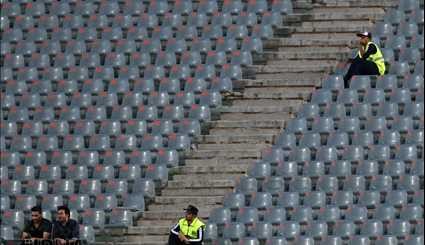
top-left (178, 217), bottom-right (205, 239)
top-left (358, 41), bottom-right (386, 75)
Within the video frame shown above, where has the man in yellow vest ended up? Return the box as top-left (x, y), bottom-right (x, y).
top-left (343, 31), bottom-right (386, 88)
top-left (169, 205), bottom-right (205, 245)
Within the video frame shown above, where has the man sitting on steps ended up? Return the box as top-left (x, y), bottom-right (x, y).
top-left (343, 31), bottom-right (386, 88)
top-left (168, 205), bottom-right (205, 245)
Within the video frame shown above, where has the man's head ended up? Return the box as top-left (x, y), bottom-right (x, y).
top-left (57, 205), bottom-right (70, 223)
top-left (184, 205), bottom-right (198, 222)
top-left (30, 206), bottom-right (43, 223)
top-left (357, 31), bottom-right (372, 45)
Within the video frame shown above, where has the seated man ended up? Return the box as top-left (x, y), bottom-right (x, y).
top-left (52, 206), bottom-right (79, 244)
top-left (343, 31), bottom-right (386, 88)
top-left (21, 206), bottom-right (52, 240)
top-left (169, 205), bottom-right (205, 245)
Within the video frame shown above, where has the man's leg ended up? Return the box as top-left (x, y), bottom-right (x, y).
top-left (343, 59), bottom-right (361, 88)
top-left (168, 233), bottom-right (185, 245)
top-left (344, 59), bottom-right (380, 88)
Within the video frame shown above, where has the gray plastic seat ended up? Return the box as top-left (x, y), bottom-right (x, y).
top-left (401, 204), bottom-right (423, 222)
top-left (277, 192), bottom-right (299, 208)
top-left (400, 48), bottom-right (422, 64)
top-left (299, 133), bottom-right (321, 149)
top-left (291, 206), bottom-right (312, 223)
top-left (25, 179), bottom-right (48, 195)
top-left (93, 164), bottom-right (115, 180)
top-left (119, 164), bottom-right (142, 180)
top-left (13, 165), bottom-right (35, 180)
top-left (317, 176), bottom-right (338, 192)
top-left (277, 221), bottom-right (300, 238)
top-left (264, 207), bottom-right (286, 225)
top-left (209, 207), bottom-right (231, 225)
top-left (331, 190), bottom-right (353, 208)
top-left (289, 176), bottom-right (312, 192)
top-left (235, 177), bottom-right (257, 195)
top-left (386, 190), bottom-right (408, 207)
top-left (377, 103), bottom-right (399, 118)
top-left (327, 132), bottom-right (349, 148)
top-left (254, 222), bottom-right (273, 240)
top-left (66, 164), bottom-right (88, 180)
top-left (102, 150), bottom-right (126, 166)
top-left (51, 179), bottom-right (75, 195)
top-left (405, 236), bottom-right (424, 245)
top-left (241, 37), bottom-right (263, 53)
top-left (304, 161), bottom-right (325, 177)
top-left (306, 221), bottom-right (328, 239)
top-left (383, 160), bottom-right (405, 176)
top-left (330, 160), bottom-right (352, 176)
top-left (389, 220), bottom-right (411, 237)
top-left (334, 221), bottom-right (355, 238)
top-left (1, 210), bottom-right (25, 230)
top-left (344, 176), bottom-right (366, 192)
top-left (79, 179), bottom-right (102, 195)
top-left (107, 209), bottom-right (133, 228)
top-left (359, 191), bottom-right (381, 208)
top-left (204, 223), bottom-right (218, 241)
top-left (223, 222), bottom-right (245, 240)
top-left (357, 160), bottom-right (379, 176)
top-left (353, 131), bottom-right (374, 146)
top-left (104, 179), bottom-right (128, 195)
top-left (289, 147), bottom-right (311, 162)
top-left (129, 150), bottom-right (152, 166)
top-left (236, 207), bottom-right (259, 224)
top-left (131, 179), bottom-right (156, 199)
top-left (1, 152), bottom-right (20, 167)
top-left (41, 194), bottom-right (64, 211)
top-left (250, 192), bottom-right (273, 209)
top-left (276, 161), bottom-right (297, 177)
top-left (0, 226), bottom-right (14, 240)
top-left (13, 194), bottom-right (37, 210)
top-left (317, 146), bottom-right (338, 162)
top-left (21, 122), bottom-right (42, 136)
top-left (370, 175), bottom-right (393, 191)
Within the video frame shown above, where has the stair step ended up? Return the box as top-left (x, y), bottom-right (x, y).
top-left (126, 235), bottom-right (169, 244)
top-left (178, 164), bottom-right (249, 174)
top-left (147, 205), bottom-right (219, 214)
top-left (209, 128), bottom-right (281, 137)
top-left (195, 134), bottom-right (276, 144)
top-left (137, 220), bottom-right (176, 226)
top-left (154, 196), bottom-right (224, 205)
top-left (161, 187), bottom-right (233, 197)
top-left (258, 51), bottom-right (350, 60)
top-left (128, 225), bottom-right (170, 235)
top-left (143, 209), bottom-right (215, 220)
top-left (250, 64), bottom-right (334, 73)
top-left (312, 0), bottom-right (398, 7)
top-left (210, 119), bottom-right (286, 128)
top-left (235, 78), bottom-right (320, 88)
top-left (242, 88), bottom-right (312, 99)
top-left (264, 37), bottom-right (354, 48)
top-left (220, 112), bottom-right (294, 121)
top-left (300, 20), bottom-right (373, 28)
top-left (197, 143), bottom-right (269, 151)
top-left (173, 173), bottom-right (246, 181)
top-left (183, 158), bottom-right (249, 166)
top-left (220, 105), bottom-right (294, 113)
top-left (167, 179), bottom-right (236, 188)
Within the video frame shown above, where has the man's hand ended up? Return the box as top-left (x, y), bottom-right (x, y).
top-left (178, 233), bottom-right (190, 244)
top-left (55, 238), bottom-right (66, 245)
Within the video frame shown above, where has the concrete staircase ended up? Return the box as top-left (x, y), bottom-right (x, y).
top-left (95, 0), bottom-right (397, 244)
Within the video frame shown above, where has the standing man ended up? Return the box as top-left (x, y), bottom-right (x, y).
top-left (343, 31), bottom-right (386, 88)
top-left (21, 206), bottom-right (52, 240)
top-left (52, 206), bottom-right (79, 244)
top-left (169, 205), bottom-right (205, 245)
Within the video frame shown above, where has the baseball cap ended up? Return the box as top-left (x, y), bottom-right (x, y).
top-left (184, 205), bottom-right (199, 215)
top-left (356, 31), bottom-right (372, 39)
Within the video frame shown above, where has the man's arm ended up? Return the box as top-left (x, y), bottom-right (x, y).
top-left (170, 223), bottom-right (180, 236)
top-left (21, 231), bottom-right (30, 239)
top-left (71, 221), bottom-right (80, 240)
top-left (360, 43), bottom-right (377, 60)
top-left (187, 227), bottom-right (203, 243)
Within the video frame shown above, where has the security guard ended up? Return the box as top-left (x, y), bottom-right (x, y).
top-left (169, 205), bottom-right (205, 245)
top-left (343, 31), bottom-right (386, 88)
